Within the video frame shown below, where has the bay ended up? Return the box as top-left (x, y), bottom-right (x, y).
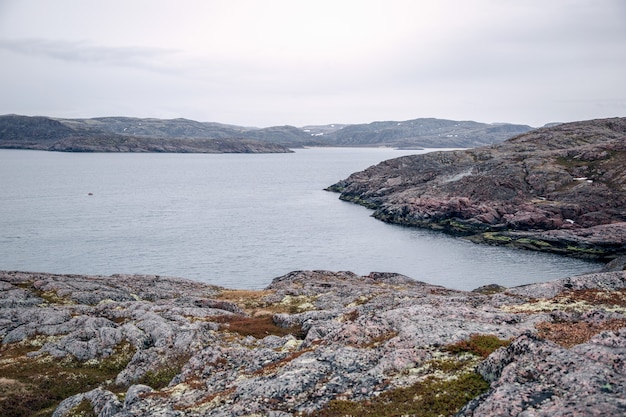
top-left (0, 148), bottom-right (597, 290)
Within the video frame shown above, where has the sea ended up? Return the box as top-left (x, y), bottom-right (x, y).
top-left (0, 147), bottom-right (599, 291)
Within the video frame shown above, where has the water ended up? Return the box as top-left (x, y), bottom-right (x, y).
top-left (0, 148), bottom-right (598, 290)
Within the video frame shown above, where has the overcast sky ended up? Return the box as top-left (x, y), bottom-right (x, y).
top-left (0, 0), bottom-right (624, 127)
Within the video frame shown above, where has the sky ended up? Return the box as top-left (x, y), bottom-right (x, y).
top-left (0, 0), bottom-right (624, 128)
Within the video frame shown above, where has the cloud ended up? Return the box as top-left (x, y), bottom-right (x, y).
top-left (0, 38), bottom-right (182, 74)
top-left (0, 0), bottom-right (624, 127)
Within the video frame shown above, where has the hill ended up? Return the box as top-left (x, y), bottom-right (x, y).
top-left (317, 118), bottom-right (533, 148)
top-left (327, 117), bottom-right (626, 260)
top-left (55, 116), bottom-right (533, 147)
top-left (0, 115), bottom-right (291, 153)
top-left (0, 114), bottom-right (534, 151)
top-left (0, 115), bottom-right (292, 153)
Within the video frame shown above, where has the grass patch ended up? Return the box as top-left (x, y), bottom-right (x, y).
top-left (213, 314), bottom-right (305, 339)
top-left (311, 372), bottom-right (489, 417)
top-left (444, 334), bottom-right (511, 358)
top-left (0, 341), bottom-right (134, 417)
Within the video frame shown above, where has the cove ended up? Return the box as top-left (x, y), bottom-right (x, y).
top-left (0, 148), bottom-right (597, 290)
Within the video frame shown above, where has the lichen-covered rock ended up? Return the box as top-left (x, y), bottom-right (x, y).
top-left (0, 269), bottom-right (624, 416)
top-left (462, 331), bottom-right (626, 416)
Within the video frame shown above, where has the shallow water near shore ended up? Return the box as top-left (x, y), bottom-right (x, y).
top-left (0, 147), bottom-right (598, 290)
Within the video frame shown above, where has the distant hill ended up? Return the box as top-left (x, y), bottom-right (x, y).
top-left (315, 118), bottom-right (533, 148)
top-left (0, 114), bottom-right (534, 152)
top-left (0, 115), bottom-right (291, 153)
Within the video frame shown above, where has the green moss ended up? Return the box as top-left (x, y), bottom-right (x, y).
top-left (441, 219), bottom-right (475, 233)
top-left (482, 232), bottom-right (513, 243)
top-left (565, 245), bottom-right (605, 255)
top-left (516, 238), bottom-right (552, 248)
top-left (339, 194), bottom-right (379, 210)
top-left (444, 334), bottom-right (511, 358)
top-left (312, 372), bottom-right (489, 417)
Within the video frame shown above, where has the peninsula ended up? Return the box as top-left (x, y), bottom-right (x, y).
top-left (327, 117), bottom-right (626, 260)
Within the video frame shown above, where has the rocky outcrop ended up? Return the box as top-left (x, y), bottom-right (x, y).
top-left (327, 117), bottom-right (626, 260)
top-left (1, 269), bottom-right (625, 416)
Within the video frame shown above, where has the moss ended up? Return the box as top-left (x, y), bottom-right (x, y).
top-left (481, 232), bottom-right (513, 243)
top-left (444, 334), bottom-right (511, 358)
top-left (311, 372), bottom-right (489, 417)
top-left (0, 341), bottom-right (134, 417)
top-left (516, 238), bottom-right (553, 248)
top-left (565, 245), bottom-right (605, 255)
top-left (339, 194), bottom-right (380, 210)
top-left (440, 219), bottom-right (476, 233)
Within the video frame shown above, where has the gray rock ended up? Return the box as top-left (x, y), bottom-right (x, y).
top-left (52, 388), bottom-right (122, 417)
top-left (1, 269), bottom-right (624, 417)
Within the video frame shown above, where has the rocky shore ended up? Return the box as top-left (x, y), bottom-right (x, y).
top-left (326, 117), bottom-right (626, 260)
top-left (1, 268), bottom-right (625, 416)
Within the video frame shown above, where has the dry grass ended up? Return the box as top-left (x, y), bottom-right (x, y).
top-left (535, 319), bottom-right (626, 348)
top-left (213, 314), bottom-right (305, 339)
top-left (502, 288), bottom-right (626, 314)
top-left (557, 288), bottom-right (626, 307)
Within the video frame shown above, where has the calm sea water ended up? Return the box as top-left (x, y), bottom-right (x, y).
top-left (0, 148), bottom-right (598, 290)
